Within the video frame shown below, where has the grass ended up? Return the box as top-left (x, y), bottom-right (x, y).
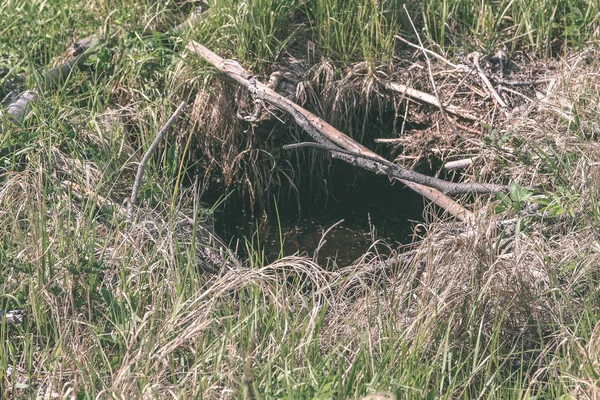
top-left (1, 0), bottom-right (600, 398)
top-left (307, 0), bottom-right (401, 66)
top-left (201, 0), bottom-right (300, 67)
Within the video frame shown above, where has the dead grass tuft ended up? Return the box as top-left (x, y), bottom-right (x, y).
top-left (190, 81), bottom-right (242, 188)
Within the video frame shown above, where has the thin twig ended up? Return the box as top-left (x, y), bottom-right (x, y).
top-left (395, 35), bottom-right (550, 90)
top-left (374, 138), bottom-right (403, 143)
top-left (128, 101), bottom-right (187, 219)
top-left (471, 52), bottom-right (510, 114)
top-left (494, 77), bottom-right (552, 87)
top-left (501, 86), bottom-right (536, 103)
top-left (403, 5), bottom-right (456, 133)
top-left (394, 35), bottom-right (462, 70)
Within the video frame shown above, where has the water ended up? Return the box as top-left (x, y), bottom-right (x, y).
top-left (214, 174), bottom-right (426, 266)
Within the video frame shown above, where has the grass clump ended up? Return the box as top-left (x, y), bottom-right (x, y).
top-left (194, 0), bottom-right (300, 67)
top-left (307, 0), bottom-right (402, 66)
top-left (420, 0), bottom-right (600, 55)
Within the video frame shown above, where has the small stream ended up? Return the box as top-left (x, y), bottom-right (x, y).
top-left (214, 174), bottom-right (426, 266)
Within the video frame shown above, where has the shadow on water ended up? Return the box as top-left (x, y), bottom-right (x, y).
top-left (213, 171), bottom-right (426, 267)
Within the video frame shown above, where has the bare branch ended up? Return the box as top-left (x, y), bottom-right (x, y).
top-left (379, 79), bottom-right (480, 121)
top-left (284, 142), bottom-right (507, 196)
top-left (128, 101), bottom-right (187, 219)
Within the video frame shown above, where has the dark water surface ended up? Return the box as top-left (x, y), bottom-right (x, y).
top-left (214, 174), bottom-right (426, 266)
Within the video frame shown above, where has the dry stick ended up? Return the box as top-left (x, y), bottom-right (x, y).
top-left (283, 142), bottom-right (506, 195)
top-left (374, 138), bottom-right (404, 143)
top-left (444, 158), bottom-right (475, 171)
top-left (397, 33), bottom-right (525, 91)
top-left (388, 36), bottom-right (480, 122)
top-left (471, 52), bottom-right (510, 115)
top-left (397, 34), bottom-right (550, 83)
top-left (185, 41), bottom-right (505, 220)
top-left (396, 35), bottom-right (551, 97)
top-left (127, 101), bottom-right (187, 219)
top-left (494, 77), bottom-right (552, 87)
top-left (379, 80), bottom-right (480, 121)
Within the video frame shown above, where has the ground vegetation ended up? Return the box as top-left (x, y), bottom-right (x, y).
top-left (1, 0), bottom-right (600, 398)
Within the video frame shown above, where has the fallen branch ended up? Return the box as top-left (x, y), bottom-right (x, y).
top-left (185, 41), bottom-right (510, 219)
top-left (284, 142), bottom-right (506, 195)
top-left (388, 35), bottom-right (554, 120)
top-left (127, 101), bottom-right (187, 219)
top-left (386, 35), bottom-right (480, 122)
